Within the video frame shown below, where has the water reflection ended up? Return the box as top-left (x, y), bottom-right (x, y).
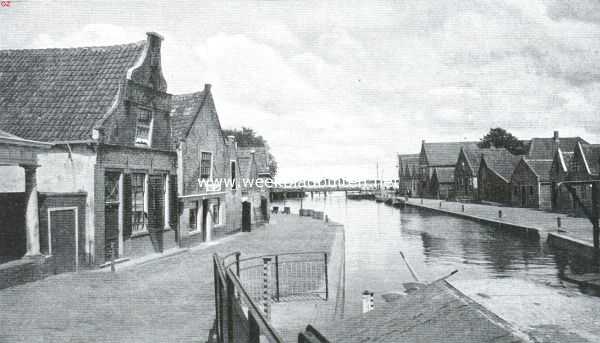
top-left (274, 192), bottom-right (600, 316)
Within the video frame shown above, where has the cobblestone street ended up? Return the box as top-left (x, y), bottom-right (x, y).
top-left (0, 215), bottom-right (338, 343)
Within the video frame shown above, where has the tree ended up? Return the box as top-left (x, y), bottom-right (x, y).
top-left (478, 127), bottom-right (527, 155)
top-left (223, 127), bottom-right (278, 177)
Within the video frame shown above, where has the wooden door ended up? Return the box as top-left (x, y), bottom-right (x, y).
top-left (242, 201), bottom-right (251, 232)
top-left (50, 209), bottom-right (77, 274)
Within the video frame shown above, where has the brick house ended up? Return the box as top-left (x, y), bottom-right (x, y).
top-left (0, 32), bottom-right (178, 266)
top-left (477, 148), bottom-right (520, 205)
top-left (561, 142), bottom-right (600, 216)
top-left (170, 85), bottom-right (243, 246)
top-left (526, 131), bottom-right (587, 159)
top-left (418, 140), bottom-right (479, 198)
top-left (397, 154), bottom-right (419, 197)
top-left (454, 146), bottom-right (486, 201)
top-left (510, 158), bottom-right (554, 209)
top-left (431, 167), bottom-right (455, 200)
top-left (237, 147), bottom-right (271, 226)
top-left (550, 147), bottom-right (575, 213)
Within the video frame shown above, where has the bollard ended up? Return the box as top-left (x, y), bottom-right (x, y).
top-left (421, 199), bottom-right (423, 205)
top-left (557, 217), bottom-right (561, 228)
top-left (325, 215), bottom-right (329, 223)
top-left (110, 241), bottom-right (116, 273)
top-left (262, 257), bottom-right (272, 320)
top-left (462, 204), bottom-right (465, 212)
top-left (439, 201), bottom-right (442, 208)
top-left (498, 210), bottom-right (502, 218)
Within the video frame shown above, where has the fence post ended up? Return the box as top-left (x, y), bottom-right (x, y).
top-left (324, 252), bottom-right (329, 301)
top-left (213, 259), bottom-right (221, 343)
top-left (248, 310), bottom-right (260, 343)
top-left (235, 252), bottom-right (241, 277)
top-left (262, 257), bottom-right (272, 320)
top-left (275, 255), bottom-right (280, 302)
top-left (226, 274), bottom-right (234, 343)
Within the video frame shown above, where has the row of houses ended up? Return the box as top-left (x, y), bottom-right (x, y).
top-left (0, 32), bottom-right (272, 282)
top-left (398, 131), bottom-right (600, 214)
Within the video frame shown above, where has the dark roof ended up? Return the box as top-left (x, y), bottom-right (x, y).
top-left (317, 281), bottom-right (526, 343)
top-left (0, 129), bottom-right (50, 148)
top-left (527, 136), bottom-right (587, 159)
top-left (0, 41), bottom-right (147, 142)
top-left (238, 146), bottom-right (270, 175)
top-left (421, 141), bottom-right (479, 167)
top-left (581, 144), bottom-right (600, 175)
top-left (481, 148), bottom-right (520, 181)
top-left (169, 91), bottom-right (207, 147)
top-left (524, 159), bottom-right (554, 181)
top-left (462, 145), bottom-right (486, 173)
top-left (554, 149), bottom-right (573, 173)
top-left (433, 167), bottom-right (455, 183)
top-left (399, 154), bottom-right (420, 176)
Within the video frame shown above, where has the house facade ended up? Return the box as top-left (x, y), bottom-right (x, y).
top-left (550, 148), bottom-right (575, 213)
top-left (510, 158), bottom-right (553, 209)
top-left (0, 32), bottom-right (178, 266)
top-left (398, 154), bottom-right (419, 197)
top-left (170, 85), bottom-right (243, 247)
top-left (418, 140), bottom-right (478, 198)
top-left (561, 143), bottom-right (600, 216)
top-left (237, 147), bottom-right (271, 226)
top-left (454, 146), bottom-right (485, 201)
top-left (431, 167), bottom-right (454, 200)
top-left (477, 148), bottom-right (520, 205)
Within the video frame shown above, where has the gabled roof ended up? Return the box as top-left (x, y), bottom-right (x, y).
top-left (523, 159), bottom-right (554, 181)
top-left (170, 90), bottom-right (207, 147)
top-left (238, 146), bottom-right (270, 175)
top-left (433, 167), bottom-right (455, 184)
top-left (421, 141), bottom-right (479, 167)
top-left (480, 148), bottom-right (520, 181)
top-left (316, 281), bottom-right (526, 343)
top-left (399, 154), bottom-right (420, 177)
top-left (0, 41), bottom-right (147, 142)
top-left (553, 148), bottom-right (573, 173)
top-left (580, 144), bottom-right (600, 175)
top-left (460, 145), bottom-right (486, 174)
top-left (527, 136), bottom-right (587, 159)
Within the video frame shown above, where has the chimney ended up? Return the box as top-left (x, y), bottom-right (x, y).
top-left (204, 83), bottom-right (212, 92)
top-left (227, 135), bottom-right (235, 146)
top-left (422, 139), bottom-right (426, 145)
top-left (553, 130), bottom-right (559, 144)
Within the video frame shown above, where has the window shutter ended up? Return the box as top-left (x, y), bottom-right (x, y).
top-left (169, 174), bottom-right (178, 229)
top-left (122, 174), bottom-right (132, 238)
top-left (148, 175), bottom-right (164, 229)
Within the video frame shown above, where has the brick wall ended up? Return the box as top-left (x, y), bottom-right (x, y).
top-left (478, 164), bottom-right (511, 204)
top-left (510, 161), bottom-right (540, 208)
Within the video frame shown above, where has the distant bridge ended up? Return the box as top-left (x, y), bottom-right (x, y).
top-left (269, 185), bottom-right (379, 201)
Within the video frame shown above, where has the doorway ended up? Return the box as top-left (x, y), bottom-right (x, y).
top-left (49, 207), bottom-right (78, 274)
top-left (521, 185), bottom-right (527, 207)
top-left (202, 199), bottom-right (209, 241)
top-left (242, 201), bottom-right (251, 232)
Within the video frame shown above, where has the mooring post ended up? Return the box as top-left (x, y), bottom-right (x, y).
top-left (110, 241), bottom-right (116, 273)
top-left (262, 257), bottom-right (272, 320)
top-left (498, 210), bottom-right (502, 218)
top-left (439, 201), bottom-right (442, 208)
top-left (421, 199), bottom-right (423, 205)
top-left (369, 291), bottom-right (374, 312)
top-left (462, 204), bottom-right (465, 212)
top-left (557, 217), bottom-right (561, 228)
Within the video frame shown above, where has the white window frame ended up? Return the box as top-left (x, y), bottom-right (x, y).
top-left (135, 108), bottom-right (154, 146)
top-left (46, 207), bottom-right (79, 271)
top-left (131, 173), bottom-right (149, 235)
top-left (199, 151), bottom-right (213, 180)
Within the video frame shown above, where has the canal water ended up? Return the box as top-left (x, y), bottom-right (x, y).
top-left (274, 192), bottom-right (600, 320)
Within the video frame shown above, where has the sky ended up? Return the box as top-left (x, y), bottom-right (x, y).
top-left (2, 0), bottom-right (600, 182)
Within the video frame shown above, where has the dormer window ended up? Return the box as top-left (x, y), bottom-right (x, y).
top-left (135, 109), bottom-right (153, 146)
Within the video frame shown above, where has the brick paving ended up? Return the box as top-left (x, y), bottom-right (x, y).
top-left (0, 214), bottom-right (339, 343)
top-left (406, 198), bottom-right (597, 246)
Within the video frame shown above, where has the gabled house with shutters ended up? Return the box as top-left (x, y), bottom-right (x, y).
top-left (0, 32), bottom-right (178, 267)
top-left (170, 85), bottom-right (243, 246)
